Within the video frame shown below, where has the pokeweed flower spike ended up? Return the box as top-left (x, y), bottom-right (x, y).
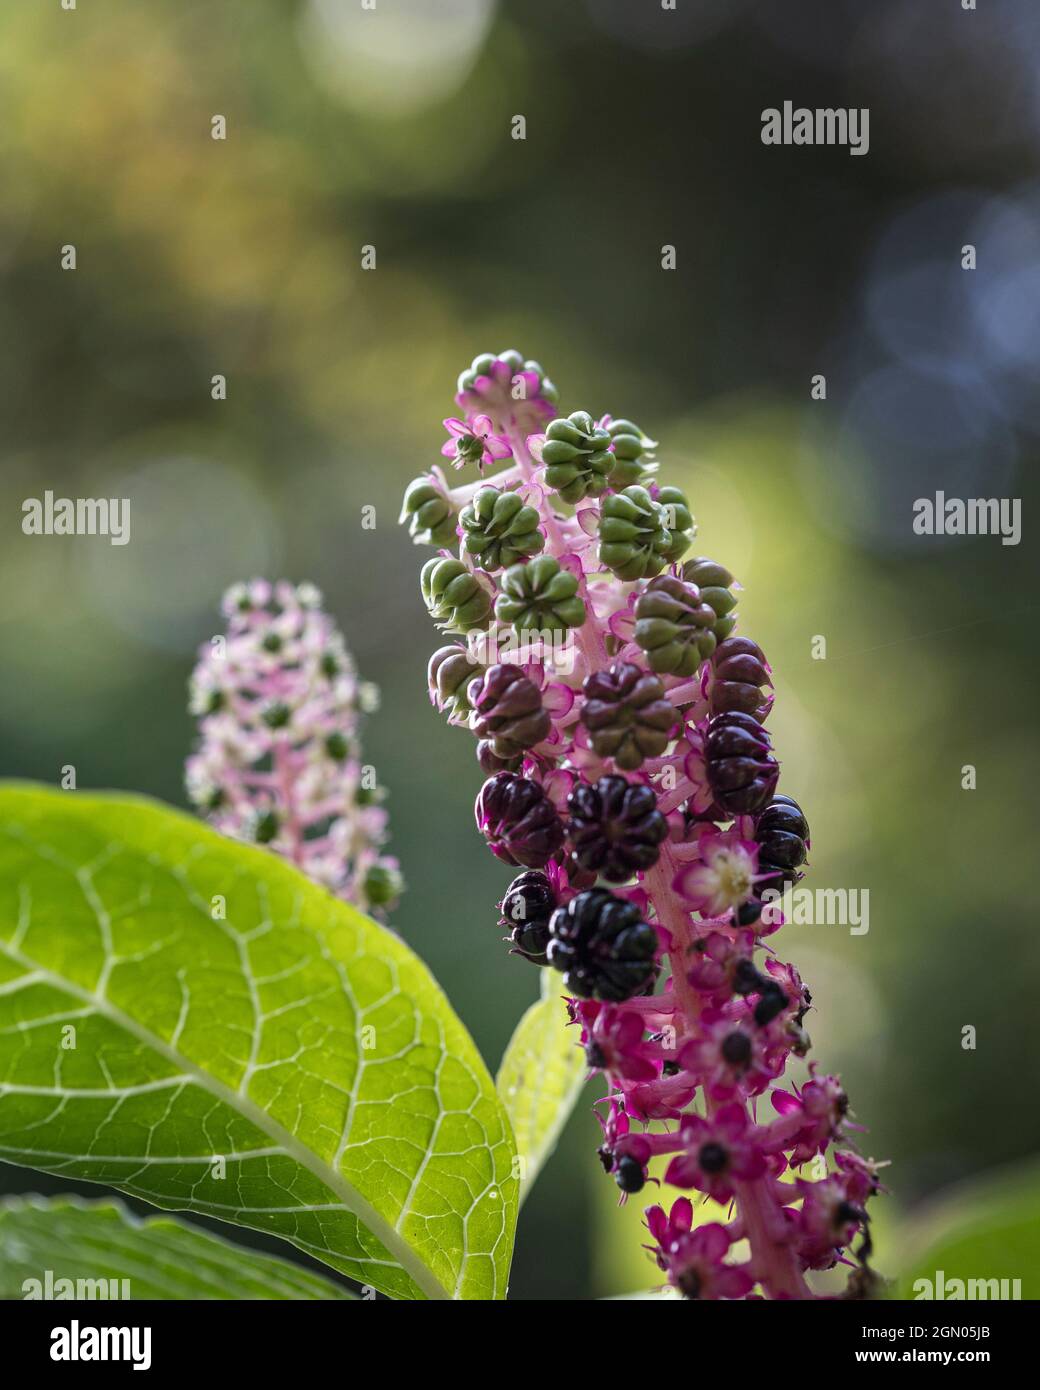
top-left (187, 579), bottom-right (404, 918)
top-left (400, 350), bottom-right (885, 1300)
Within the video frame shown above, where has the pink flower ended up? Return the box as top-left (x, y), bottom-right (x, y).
top-left (766, 1070), bottom-right (849, 1165)
top-left (595, 1097), bottom-right (653, 1195)
top-left (665, 1102), bottom-right (767, 1203)
top-left (584, 1004), bottom-right (659, 1083)
top-left (792, 1174), bottom-right (865, 1271)
top-left (681, 725), bottom-right (721, 817)
top-left (679, 1009), bottom-right (778, 1101)
top-left (762, 956), bottom-right (809, 1021)
top-left (441, 414), bottom-right (512, 471)
top-left (686, 928), bottom-right (759, 1003)
top-left (625, 1071), bottom-right (699, 1122)
top-left (834, 1150), bottom-right (887, 1206)
top-left (645, 1204), bottom-right (754, 1300)
top-left (673, 826), bottom-right (759, 915)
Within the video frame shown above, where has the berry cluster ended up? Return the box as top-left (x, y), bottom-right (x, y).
top-left (187, 580), bottom-right (403, 916)
top-left (402, 350), bottom-right (883, 1299)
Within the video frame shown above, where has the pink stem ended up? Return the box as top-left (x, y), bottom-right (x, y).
top-left (506, 424), bottom-right (608, 681)
top-left (273, 740), bottom-right (306, 868)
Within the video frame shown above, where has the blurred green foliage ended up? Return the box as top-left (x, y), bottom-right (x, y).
top-left (895, 1160), bottom-right (1040, 1301)
top-left (0, 0), bottom-right (1036, 1298)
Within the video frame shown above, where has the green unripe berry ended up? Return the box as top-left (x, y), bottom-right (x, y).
top-left (400, 476), bottom-right (460, 548)
top-left (634, 574), bottom-right (719, 676)
top-left (262, 701), bottom-right (291, 730)
top-left (495, 556), bottom-right (587, 635)
top-left (428, 644), bottom-right (484, 718)
top-left (325, 732), bottom-right (350, 761)
top-left (541, 411), bottom-right (615, 504)
top-left (421, 556), bottom-right (493, 633)
top-left (656, 486), bottom-right (695, 564)
top-left (459, 485), bottom-right (545, 571)
top-left (680, 556), bottom-right (738, 635)
top-left (605, 418), bottom-right (658, 488)
top-left (364, 862), bottom-right (405, 908)
top-left (597, 484), bottom-right (695, 581)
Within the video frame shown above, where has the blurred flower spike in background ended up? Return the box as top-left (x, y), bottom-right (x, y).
top-left (187, 579), bottom-right (403, 917)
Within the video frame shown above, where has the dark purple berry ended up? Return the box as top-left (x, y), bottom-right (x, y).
top-left (475, 772), bottom-right (564, 869)
top-left (580, 661), bottom-right (677, 770)
top-left (614, 1154), bottom-right (646, 1194)
top-left (499, 869), bottom-right (556, 966)
top-left (738, 794), bottom-right (810, 925)
top-left (566, 775), bottom-right (668, 883)
top-left (708, 636), bottom-right (772, 720)
top-left (753, 981), bottom-right (789, 1026)
top-left (477, 739), bottom-right (521, 775)
top-left (468, 664), bottom-right (551, 760)
top-left (546, 887), bottom-right (658, 1002)
top-left (704, 710), bottom-right (779, 815)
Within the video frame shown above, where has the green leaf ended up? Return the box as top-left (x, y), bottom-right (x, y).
top-left (0, 784), bottom-right (518, 1301)
top-left (0, 1195), bottom-right (353, 1299)
top-left (496, 969), bottom-right (586, 1204)
top-left (893, 1158), bottom-right (1040, 1300)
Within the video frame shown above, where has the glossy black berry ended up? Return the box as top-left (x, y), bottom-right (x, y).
top-left (566, 775), bottom-right (668, 883)
top-left (614, 1154), bottom-right (646, 1194)
top-left (754, 981), bottom-right (788, 1026)
top-left (757, 794), bottom-right (810, 871)
top-left (547, 887), bottom-right (658, 1002)
top-left (732, 959), bottom-right (766, 995)
top-left (737, 794), bottom-right (810, 925)
top-left (499, 869), bottom-right (556, 966)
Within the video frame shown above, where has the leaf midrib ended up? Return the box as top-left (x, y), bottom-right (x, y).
top-left (0, 933), bottom-right (453, 1301)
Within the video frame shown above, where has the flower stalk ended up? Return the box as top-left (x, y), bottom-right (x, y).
top-left (187, 579), bottom-right (403, 917)
top-left (402, 350), bottom-right (884, 1299)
